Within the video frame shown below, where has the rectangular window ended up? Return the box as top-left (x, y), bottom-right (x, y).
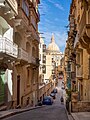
top-left (42, 65), bottom-right (46, 74)
top-left (43, 55), bottom-right (46, 63)
top-left (43, 44), bottom-right (46, 52)
top-left (22, 0), bottom-right (29, 17)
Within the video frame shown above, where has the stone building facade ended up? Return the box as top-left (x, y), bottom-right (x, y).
top-left (64, 0), bottom-right (90, 112)
top-left (0, 0), bottom-right (40, 110)
top-left (38, 34), bottom-right (63, 102)
top-left (38, 36), bottom-right (46, 101)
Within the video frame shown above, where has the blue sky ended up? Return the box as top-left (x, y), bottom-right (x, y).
top-left (39, 0), bottom-right (71, 52)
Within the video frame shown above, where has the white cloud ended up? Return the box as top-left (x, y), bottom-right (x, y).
top-left (47, 0), bottom-right (64, 11)
top-left (55, 4), bottom-right (64, 10)
top-left (39, 1), bottom-right (48, 14)
top-left (48, 0), bottom-right (54, 4)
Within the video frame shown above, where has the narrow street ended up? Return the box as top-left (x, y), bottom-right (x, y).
top-left (4, 79), bottom-right (68, 120)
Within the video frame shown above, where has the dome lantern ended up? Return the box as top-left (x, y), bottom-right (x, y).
top-left (51, 33), bottom-right (55, 43)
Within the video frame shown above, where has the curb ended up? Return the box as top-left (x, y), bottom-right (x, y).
top-left (0, 105), bottom-right (45, 119)
top-left (64, 106), bottom-right (74, 120)
top-left (70, 113), bottom-right (79, 120)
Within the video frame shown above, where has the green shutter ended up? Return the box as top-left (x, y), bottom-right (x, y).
top-left (0, 71), bottom-right (5, 104)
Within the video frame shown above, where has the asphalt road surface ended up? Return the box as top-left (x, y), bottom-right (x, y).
top-left (4, 79), bottom-right (68, 120)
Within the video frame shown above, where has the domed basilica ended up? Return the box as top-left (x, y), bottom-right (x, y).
top-left (44, 34), bottom-right (63, 82)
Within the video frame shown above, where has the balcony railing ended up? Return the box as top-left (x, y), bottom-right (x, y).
top-left (0, 37), bottom-right (18, 58)
top-left (18, 48), bottom-right (28, 62)
top-left (30, 2), bottom-right (40, 22)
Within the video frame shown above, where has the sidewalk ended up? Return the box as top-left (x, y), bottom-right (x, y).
top-left (71, 112), bottom-right (90, 120)
top-left (0, 106), bottom-right (45, 119)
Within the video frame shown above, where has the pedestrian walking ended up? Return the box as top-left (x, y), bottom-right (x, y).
top-left (60, 96), bottom-right (64, 104)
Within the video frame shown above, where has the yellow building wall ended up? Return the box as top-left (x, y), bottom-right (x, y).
top-left (83, 49), bottom-right (90, 101)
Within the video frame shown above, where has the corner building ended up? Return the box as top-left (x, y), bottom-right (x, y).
top-left (0, 0), bottom-right (18, 109)
top-left (64, 0), bottom-right (90, 112)
top-left (14, 0), bottom-right (40, 108)
top-left (0, 0), bottom-right (40, 109)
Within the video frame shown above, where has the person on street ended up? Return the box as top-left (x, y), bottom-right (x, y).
top-left (60, 96), bottom-right (64, 104)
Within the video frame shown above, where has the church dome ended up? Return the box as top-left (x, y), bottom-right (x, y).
top-left (47, 34), bottom-right (60, 52)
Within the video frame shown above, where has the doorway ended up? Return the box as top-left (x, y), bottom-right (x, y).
top-left (17, 75), bottom-right (20, 106)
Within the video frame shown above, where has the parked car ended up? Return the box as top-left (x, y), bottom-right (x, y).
top-left (42, 96), bottom-right (53, 105)
top-left (50, 93), bottom-right (56, 99)
top-left (51, 88), bottom-right (58, 93)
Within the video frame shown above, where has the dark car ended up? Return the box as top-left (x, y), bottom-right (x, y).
top-left (50, 93), bottom-right (56, 99)
top-left (51, 88), bottom-right (58, 93)
top-left (42, 96), bottom-right (53, 105)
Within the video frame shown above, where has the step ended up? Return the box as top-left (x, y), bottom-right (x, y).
top-left (0, 105), bottom-right (7, 111)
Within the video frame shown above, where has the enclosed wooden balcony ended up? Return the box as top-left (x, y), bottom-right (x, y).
top-left (36, 9), bottom-right (40, 22)
top-left (15, 8), bottom-right (29, 30)
top-left (29, 25), bottom-right (39, 43)
top-left (15, 0), bottom-right (29, 30)
top-left (79, 6), bottom-right (90, 53)
top-left (30, 2), bottom-right (40, 22)
top-left (0, 37), bottom-right (18, 58)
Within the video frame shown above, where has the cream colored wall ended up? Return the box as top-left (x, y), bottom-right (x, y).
top-left (44, 55), bottom-right (52, 81)
top-left (83, 49), bottom-right (90, 101)
top-left (83, 49), bottom-right (89, 80)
